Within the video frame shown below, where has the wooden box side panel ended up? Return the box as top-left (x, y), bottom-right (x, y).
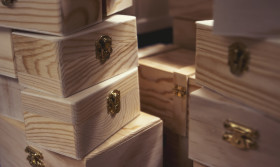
top-left (0, 0), bottom-right (62, 34)
top-left (86, 119), bottom-right (163, 167)
top-left (0, 76), bottom-right (23, 121)
top-left (173, 18), bottom-right (196, 50)
top-left (196, 22), bottom-right (280, 119)
top-left (189, 88), bottom-right (280, 167)
top-left (106, 0), bottom-right (133, 16)
top-left (168, 0), bottom-right (213, 20)
top-left (13, 35), bottom-right (63, 95)
top-left (60, 18), bottom-right (138, 97)
top-left (193, 162), bottom-right (207, 167)
top-left (0, 28), bottom-right (16, 78)
top-left (0, 115), bottom-right (30, 167)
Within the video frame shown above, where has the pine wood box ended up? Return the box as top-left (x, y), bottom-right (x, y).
top-left (195, 20), bottom-right (280, 119)
top-left (189, 88), bottom-right (280, 167)
top-left (22, 68), bottom-right (140, 159)
top-left (0, 112), bottom-right (163, 167)
top-left (0, 0), bottom-right (132, 35)
top-left (138, 44), bottom-right (200, 136)
top-left (13, 15), bottom-right (138, 97)
top-left (0, 75), bottom-right (22, 121)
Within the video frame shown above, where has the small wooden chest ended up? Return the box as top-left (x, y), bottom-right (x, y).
top-left (0, 75), bottom-right (22, 121)
top-left (139, 44), bottom-right (199, 136)
top-left (13, 15), bottom-right (138, 97)
top-left (0, 28), bottom-right (15, 78)
top-left (0, 112), bottom-right (163, 167)
top-left (22, 68), bottom-right (140, 159)
top-left (195, 20), bottom-right (280, 119)
top-left (189, 88), bottom-right (280, 167)
top-left (0, 0), bottom-right (132, 35)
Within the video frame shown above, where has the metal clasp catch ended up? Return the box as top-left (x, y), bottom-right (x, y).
top-left (25, 146), bottom-right (45, 167)
top-left (96, 35), bottom-right (113, 64)
top-left (107, 89), bottom-right (121, 116)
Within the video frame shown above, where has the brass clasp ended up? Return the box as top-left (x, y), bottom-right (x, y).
top-left (173, 85), bottom-right (186, 98)
top-left (228, 42), bottom-right (250, 76)
top-left (25, 146), bottom-right (45, 167)
top-left (1, 0), bottom-right (14, 7)
top-left (223, 120), bottom-right (258, 150)
top-left (96, 35), bottom-right (113, 64)
top-left (107, 89), bottom-right (121, 116)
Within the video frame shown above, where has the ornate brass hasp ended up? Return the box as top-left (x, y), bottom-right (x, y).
top-left (96, 35), bottom-right (113, 64)
top-left (107, 89), bottom-right (121, 116)
top-left (25, 146), bottom-right (45, 167)
top-left (2, 0), bottom-right (14, 7)
top-left (228, 42), bottom-right (250, 76)
top-left (173, 85), bottom-right (187, 98)
top-left (223, 120), bottom-right (258, 150)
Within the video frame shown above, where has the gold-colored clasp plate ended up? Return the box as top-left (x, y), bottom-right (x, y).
top-left (96, 35), bottom-right (113, 64)
top-left (1, 0), bottom-right (14, 7)
top-left (107, 89), bottom-right (121, 116)
top-left (228, 42), bottom-right (250, 76)
top-left (173, 85), bottom-right (186, 98)
top-left (25, 146), bottom-right (45, 167)
top-left (223, 120), bottom-right (258, 150)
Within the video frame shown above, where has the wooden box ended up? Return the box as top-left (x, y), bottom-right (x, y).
top-left (139, 44), bottom-right (200, 136)
top-left (0, 28), bottom-right (16, 78)
top-left (13, 15), bottom-right (138, 97)
top-left (0, 0), bottom-right (132, 35)
top-left (168, 0), bottom-right (213, 20)
top-left (193, 162), bottom-right (207, 167)
top-left (195, 20), bottom-right (280, 119)
top-left (0, 75), bottom-right (22, 121)
top-left (22, 68), bottom-right (140, 159)
top-left (189, 88), bottom-right (280, 167)
top-left (0, 112), bottom-right (163, 167)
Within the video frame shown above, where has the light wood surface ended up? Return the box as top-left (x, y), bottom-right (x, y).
top-left (13, 15), bottom-right (138, 97)
top-left (0, 28), bottom-right (16, 78)
top-left (168, 0), bottom-right (213, 20)
top-left (173, 18), bottom-right (196, 50)
top-left (196, 20), bottom-right (280, 120)
top-left (139, 45), bottom-right (195, 136)
top-left (106, 0), bottom-right (133, 16)
top-left (0, 75), bottom-right (23, 121)
top-left (0, 0), bottom-right (102, 35)
top-left (0, 112), bottom-right (163, 167)
top-left (22, 68), bottom-right (140, 159)
top-left (189, 88), bottom-right (280, 167)
top-left (193, 162), bottom-right (207, 167)
top-left (163, 128), bottom-right (193, 167)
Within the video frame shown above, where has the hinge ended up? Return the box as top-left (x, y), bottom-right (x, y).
top-left (173, 85), bottom-right (187, 98)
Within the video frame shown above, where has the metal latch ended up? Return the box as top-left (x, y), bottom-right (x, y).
top-left (173, 85), bottom-right (186, 98)
top-left (25, 146), bottom-right (45, 167)
top-left (96, 35), bottom-right (113, 64)
top-left (107, 89), bottom-right (121, 116)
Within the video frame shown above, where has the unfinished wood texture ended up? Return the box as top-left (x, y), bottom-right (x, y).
top-left (138, 44), bottom-right (179, 59)
top-left (0, 28), bottom-right (16, 78)
top-left (0, 0), bottom-right (102, 35)
top-left (196, 20), bottom-right (280, 120)
top-left (0, 75), bottom-right (23, 121)
top-left (0, 112), bottom-right (163, 167)
top-left (106, 0), bottom-right (133, 16)
top-left (13, 15), bottom-right (138, 97)
top-left (189, 88), bottom-right (280, 167)
top-left (22, 68), bottom-right (140, 159)
top-left (173, 18), bottom-right (196, 50)
top-left (163, 128), bottom-right (193, 167)
top-left (193, 162), bottom-right (208, 167)
top-left (139, 45), bottom-right (195, 136)
top-left (168, 0), bottom-right (213, 20)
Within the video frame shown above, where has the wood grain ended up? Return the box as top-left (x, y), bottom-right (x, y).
top-left (0, 112), bottom-right (162, 167)
top-left (0, 0), bottom-right (102, 35)
top-left (168, 0), bottom-right (213, 20)
top-left (0, 28), bottom-right (16, 78)
top-left (193, 162), bottom-right (207, 167)
top-left (139, 45), bottom-right (195, 136)
top-left (0, 75), bottom-right (23, 121)
top-left (22, 68), bottom-right (140, 159)
top-left (189, 88), bottom-right (280, 167)
top-left (13, 15), bottom-right (138, 97)
top-left (196, 20), bottom-right (280, 120)
top-left (106, 0), bottom-right (133, 16)
top-left (173, 18), bottom-right (196, 50)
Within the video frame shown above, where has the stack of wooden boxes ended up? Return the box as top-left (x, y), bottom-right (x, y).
top-left (138, 0), bottom-right (213, 166)
top-left (189, 3), bottom-right (280, 167)
top-left (0, 1), bottom-right (163, 167)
